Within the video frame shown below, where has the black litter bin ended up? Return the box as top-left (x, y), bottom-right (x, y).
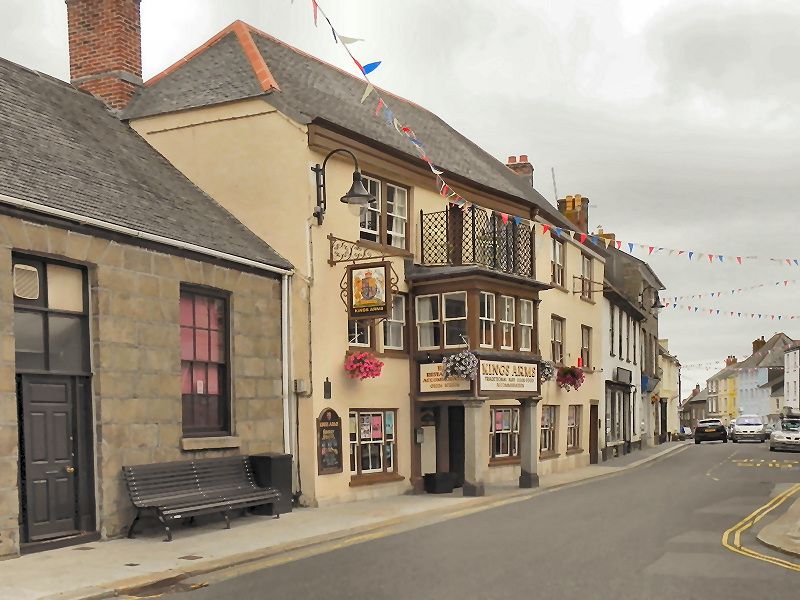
top-left (423, 472), bottom-right (456, 494)
top-left (249, 453), bottom-right (293, 515)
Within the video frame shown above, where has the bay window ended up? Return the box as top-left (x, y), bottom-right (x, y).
top-left (416, 295), bottom-right (441, 350)
top-left (499, 296), bottom-right (515, 350)
top-left (519, 299), bottom-right (534, 352)
top-left (479, 292), bottom-right (495, 348)
top-left (443, 292), bottom-right (468, 347)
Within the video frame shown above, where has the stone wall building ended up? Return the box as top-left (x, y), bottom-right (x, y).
top-left (0, 44), bottom-right (291, 556)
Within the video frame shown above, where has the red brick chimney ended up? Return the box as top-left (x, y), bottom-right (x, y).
top-left (725, 355), bottom-right (737, 366)
top-left (752, 336), bottom-right (766, 354)
top-left (67, 0), bottom-right (142, 111)
top-left (506, 155), bottom-right (534, 188)
top-left (557, 194), bottom-right (590, 233)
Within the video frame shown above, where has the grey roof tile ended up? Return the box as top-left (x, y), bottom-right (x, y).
top-left (0, 57), bottom-right (291, 271)
top-left (124, 26), bottom-right (574, 230)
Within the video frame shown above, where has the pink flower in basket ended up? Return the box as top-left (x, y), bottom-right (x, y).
top-left (556, 366), bottom-right (585, 391)
top-left (344, 351), bottom-right (384, 380)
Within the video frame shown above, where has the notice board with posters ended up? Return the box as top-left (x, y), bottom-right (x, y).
top-left (317, 407), bottom-right (343, 475)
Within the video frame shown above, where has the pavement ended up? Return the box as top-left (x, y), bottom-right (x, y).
top-left (2, 441), bottom-right (689, 600)
top-left (155, 440), bottom-right (798, 600)
top-left (757, 487), bottom-right (800, 558)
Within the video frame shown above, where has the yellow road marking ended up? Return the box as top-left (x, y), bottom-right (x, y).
top-left (721, 484), bottom-right (800, 572)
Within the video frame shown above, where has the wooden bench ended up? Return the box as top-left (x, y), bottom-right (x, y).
top-left (122, 456), bottom-right (281, 542)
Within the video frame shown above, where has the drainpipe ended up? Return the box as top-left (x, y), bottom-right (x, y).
top-left (281, 273), bottom-right (292, 455)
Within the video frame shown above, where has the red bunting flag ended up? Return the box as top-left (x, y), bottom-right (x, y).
top-left (580, 233), bottom-right (587, 244)
top-left (648, 246), bottom-right (654, 255)
top-left (375, 98), bottom-right (384, 116)
top-left (708, 254), bottom-right (713, 262)
top-left (616, 240), bottom-right (622, 250)
top-left (312, 0), bottom-right (318, 26)
top-left (542, 225), bottom-right (551, 235)
top-left (501, 213), bottom-right (509, 225)
top-left (736, 256), bottom-right (742, 264)
top-left (677, 250), bottom-right (685, 255)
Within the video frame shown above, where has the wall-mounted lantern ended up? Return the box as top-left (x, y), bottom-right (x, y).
top-left (311, 149), bottom-right (374, 225)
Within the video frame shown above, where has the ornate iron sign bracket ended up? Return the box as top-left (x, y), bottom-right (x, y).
top-left (328, 234), bottom-right (409, 266)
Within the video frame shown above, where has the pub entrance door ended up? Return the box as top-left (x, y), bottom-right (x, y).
top-left (448, 406), bottom-right (465, 488)
top-left (13, 255), bottom-right (95, 546)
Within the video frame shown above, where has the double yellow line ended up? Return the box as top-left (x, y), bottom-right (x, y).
top-left (721, 483), bottom-right (800, 571)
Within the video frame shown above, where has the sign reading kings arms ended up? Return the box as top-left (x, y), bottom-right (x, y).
top-left (347, 261), bottom-right (391, 319)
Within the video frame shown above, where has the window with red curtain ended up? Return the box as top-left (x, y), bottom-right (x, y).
top-left (180, 288), bottom-right (228, 436)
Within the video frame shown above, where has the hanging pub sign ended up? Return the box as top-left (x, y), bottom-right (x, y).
top-left (347, 261), bottom-right (391, 319)
top-left (317, 407), bottom-right (343, 475)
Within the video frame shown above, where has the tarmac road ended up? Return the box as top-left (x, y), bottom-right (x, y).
top-left (156, 441), bottom-right (800, 600)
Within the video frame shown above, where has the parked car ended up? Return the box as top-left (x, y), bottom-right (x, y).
top-left (731, 415), bottom-right (766, 443)
top-left (694, 418), bottom-right (728, 444)
top-left (769, 418), bottom-right (800, 452)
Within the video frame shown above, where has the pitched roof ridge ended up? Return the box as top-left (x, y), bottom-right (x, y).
top-left (145, 20), bottom-right (279, 92)
top-left (245, 22), bottom-right (432, 114)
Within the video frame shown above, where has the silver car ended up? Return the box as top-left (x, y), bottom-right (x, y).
top-left (731, 415), bottom-right (766, 443)
top-left (769, 418), bottom-right (800, 452)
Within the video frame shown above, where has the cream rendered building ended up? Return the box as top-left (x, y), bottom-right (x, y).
top-left (126, 21), bottom-right (597, 504)
top-left (657, 340), bottom-right (681, 438)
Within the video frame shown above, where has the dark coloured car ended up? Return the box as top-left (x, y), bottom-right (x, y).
top-left (694, 418), bottom-right (728, 444)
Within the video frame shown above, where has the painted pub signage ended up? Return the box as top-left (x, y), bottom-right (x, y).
top-left (479, 360), bottom-right (539, 394)
top-left (317, 407), bottom-right (343, 475)
top-left (347, 261), bottom-right (390, 319)
top-left (419, 363), bottom-right (472, 393)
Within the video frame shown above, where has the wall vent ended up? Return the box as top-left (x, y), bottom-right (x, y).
top-left (13, 264), bottom-right (40, 300)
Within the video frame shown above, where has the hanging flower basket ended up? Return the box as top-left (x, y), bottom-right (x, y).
top-left (556, 366), bottom-right (585, 391)
top-left (539, 361), bottom-right (555, 384)
top-left (442, 350), bottom-right (479, 380)
top-left (344, 351), bottom-right (384, 380)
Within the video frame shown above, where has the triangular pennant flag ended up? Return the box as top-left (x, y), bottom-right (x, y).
top-left (360, 83), bottom-right (374, 104)
top-left (500, 213), bottom-right (509, 225)
top-left (555, 227), bottom-right (564, 237)
top-left (677, 250), bottom-right (685, 256)
top-left (542, 224), bottom-right (551, 235)
top-left (794, 259), bottom-right (799, 266)
top-left (312, 0), bottom-right (318, 26)
top-left (430, 165), bottom-right (444, 175)
top-left (580, 233), bottom-right (587, 244)
top-left (627, 243), bottom-right (634, 253)
top-left (513, 216), bottom-right (522, 225)
top-left (716, 310), bottom-right (720, 315)
top-left (785, 280), bottom-right (789, 286)
top-left (736, 256), bottom-right (742, 264)
top-left (648, 246), bottom-right (654, 255)
top-left (708, 254), bottom-right (713, 263)
top-left (615, 240), bottom-right (622, 250)
top-left (392, 117), bottom-right (403, 134)
top-left (339, 36), bottom-right (364, 45)
top-left (688, 251), bottom-right (694, 260)
top-left (787, 259), bottom-right (793, 266)
top-left (590, 235), bottom-right (600, 245)
top-left (374, 98), bottom-right (384, 116)
top-left (718, 255), bottom-right (724, 262)
top-left (361, 61), bottom-right (381, 75)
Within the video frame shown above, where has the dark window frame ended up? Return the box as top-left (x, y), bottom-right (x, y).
top-left (12, 254), bottom-right (90, 376)
top-left (180, 284), bottom-right (232, 438)
top-left (359, 175), bottom-right (411, 250)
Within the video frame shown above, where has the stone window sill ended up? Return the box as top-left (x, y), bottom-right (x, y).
top-left (489, 456), bottom-right (521, 467)
top-left (566, 447), bottom-right (584, 455)
top-left (349, 472), bottom-right (405, 487)
top-left (539, 451), bottom-right (560, 461)
top-left (181, 436), bottom-right (241, 451)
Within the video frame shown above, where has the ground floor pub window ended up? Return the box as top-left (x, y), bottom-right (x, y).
top-left (606, 389), bottom-right (624, 442)
top-left (490, 407), bottom-right (519, 459)
top-left (349, 410), bottom-right (397, 476)
top-left (567, 405), bottom-right (581, 449)
top-left (540, 405), bottom-right (557, 454)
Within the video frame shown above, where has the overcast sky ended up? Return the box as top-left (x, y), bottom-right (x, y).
top-left (2, 0), bottom-right (798, 393)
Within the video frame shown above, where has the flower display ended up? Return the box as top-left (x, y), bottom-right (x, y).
top-left (539, 361), bottom-right (555, 383)
top-left (442, 350), bottom-right (479, 380)
top-left (344, 351), bottom-right (384, 380)
top-left (556, 366), bottom-right (585, 391)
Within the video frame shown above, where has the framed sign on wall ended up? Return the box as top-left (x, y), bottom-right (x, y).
top-left (317, 407), bottom-right (343, 475)
top-left (347, 261), bottom-right (391, 319)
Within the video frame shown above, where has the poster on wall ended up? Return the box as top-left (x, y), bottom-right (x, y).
top-left (317, 408), bottom-right (343, 475)
top-left (347, 261), bottom-right (391, 319)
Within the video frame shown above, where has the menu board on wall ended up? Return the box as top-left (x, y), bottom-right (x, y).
top-left (419, 363), bottom-right (471, 393)
top-left (317, 408), bottom-right (343, 475)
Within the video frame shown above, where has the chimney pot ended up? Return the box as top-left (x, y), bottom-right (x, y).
top-left (505, 154), bottom-right (534, 188)
top-left (507, 156), bottom-right (517, 164)
top-left (519, 154), bottom-right (529, 163)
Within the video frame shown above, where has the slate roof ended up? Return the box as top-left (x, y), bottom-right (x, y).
top-left (738, 333), bottom-right (795, 369)
top-left (687, 388), bottom-right (708, 405)
top-left (124, 21), bottom-right (574, 230)
top-left (0, 57), bottom-right (291, 271)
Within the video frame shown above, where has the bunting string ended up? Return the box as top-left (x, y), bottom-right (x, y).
top-left (301, 2), bottom-right (800, 268)
top-left (661, 302), bottom-right (800, 321)
top-left (669, 279), bottom-right (797, 302)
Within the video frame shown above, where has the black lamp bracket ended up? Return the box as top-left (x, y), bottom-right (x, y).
top-left (312, 149), bottom-right (362, 226)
